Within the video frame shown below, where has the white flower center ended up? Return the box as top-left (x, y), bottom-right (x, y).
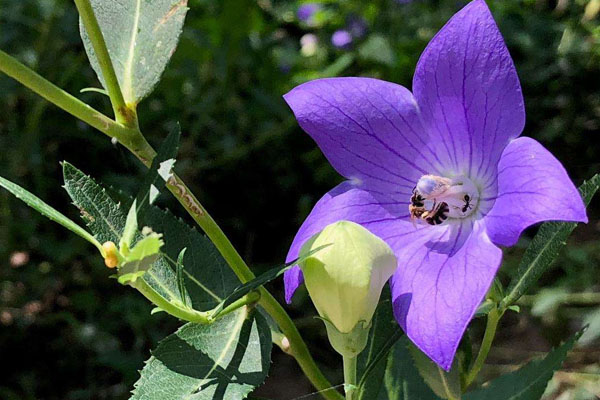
top-left (409, 174), bottom-right (479, 225)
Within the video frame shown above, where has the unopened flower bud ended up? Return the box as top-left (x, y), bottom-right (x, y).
top-left (102, 241), bottom-right (119, 269)
top-left (299, 221), bottom-right (397, 356)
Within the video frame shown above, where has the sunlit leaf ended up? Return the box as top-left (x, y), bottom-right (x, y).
top-left (80, 0), bottom-right (189, 103)
top-left (131, 308), bottom-right (272, 400)
top-left (0, 175), bottom-right (102, 253)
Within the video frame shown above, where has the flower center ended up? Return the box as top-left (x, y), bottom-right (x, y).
top-left (409, 174), bottom-right (479, 225)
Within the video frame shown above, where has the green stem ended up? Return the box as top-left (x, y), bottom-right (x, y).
top-left (464, 308), bottom-right (503, 388)
top-left (0, 49), bottom-right (136, 143)
top-left (73, 0), bottom-right (137, 128)
top-left (133, 278), bottom-right (211, 323)
top-left (214, 291), bottom-right (261, 319)
top-left (343, 356), bottom-right (357, 400)
top-left (0, 46), bottom-right (342, 400)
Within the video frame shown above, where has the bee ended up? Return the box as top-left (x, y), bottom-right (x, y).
top-left (461, 194), bottom-right (472, 213)
top-left (421, 202), bottom-right (449, 225)
top-left (409, 188), bottom-right (427, 221)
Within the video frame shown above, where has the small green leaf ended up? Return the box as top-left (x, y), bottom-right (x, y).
top-left (408, 344), bottom-right (461, 400)
top-left (464, 331), bottom-right (583, 400)
top-left (0, 175), bottom-right (102, 253)
top-left (131, 308), bottom-right (272, 400)
top-left (502, 174), bottom-right (600, 308)
top-left (80, 0), bottom-right (189, 103)
top-left (119, 199), bottom-right (138, 253)
top-left (63, 162), bottom-right (190, 305)
top-left (176, 248), bottom-right (187, 307)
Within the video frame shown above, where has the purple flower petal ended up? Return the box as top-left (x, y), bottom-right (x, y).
top-left (331, 30), bottom-right (353, 49)
top-left (297, 3), bottom-right (320, 23)
top-left (389, 219), bottom-right (502, 370)
top-left (413, 0), bottom-right (524, 186)
top-left (284, 77), bottom-right (443, 193)
top-left (284, 181), bottom-right (419, 303)
top-left (483, 137), bottom-right (587, 246)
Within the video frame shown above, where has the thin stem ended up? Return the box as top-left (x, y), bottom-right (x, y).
top-left (0, 49), bottom-right (134, 144)
top-left (133, 278), bottom-right (211, 323)
top-left (0, 45), bottom-right (343, 400)
top-left (214, 291), bottom-right (261, 319)
top-left (438, 367), bottom-right (459, 400)
top-left (73, 0), bottom-right (137, 127)
top-left (343, 356), bottom-right (357, 400)
top-left (464, 308), bottom-right (503, 388)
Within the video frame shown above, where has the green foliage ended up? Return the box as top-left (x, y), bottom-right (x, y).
top-left (62, 161), bottom-right (190, 306)
top-left (408, 344), bottom-right (461, 400)
top-left (0, 175), bottom-right (102, 252)
top-left (356, 298), bottom-right (441, 400)
top-left (464, 331), bottom-right (583, 400)
top-left (80, 0), bottom-right (189, 103)
top-left (118, 232), bottom-right (165, 285)
top-left (131, 307), bottom-right (272, 400)
top-left (502, 175), bottom-right (600, 308)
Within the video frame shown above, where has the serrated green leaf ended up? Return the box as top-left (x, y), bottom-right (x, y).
top-left (465, 331), bottom-right (583, 400)
top-left (502, 175), bottom-right (600, 308)
top-left (131, 308), bottom-right (272, 400)
top-left (408, 344), bottom-right (461, 400)
top-left (62, 162), bottom-right (190, 306)
top-left (0, 175), bottom-right (102, 253)
top-left (80, 0), bottom-right (189, 103)
top-left (126, 233), bottom-right (163, 263)
top-left (357, 297), bottom-right (441, 400)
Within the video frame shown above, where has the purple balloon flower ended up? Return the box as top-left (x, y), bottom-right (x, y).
top-left (297, 3), bottom-right (320, 23)
top-left (283, 0), bottom-right (587, 370)
top-left (331, 30), bottom-right (353, 49)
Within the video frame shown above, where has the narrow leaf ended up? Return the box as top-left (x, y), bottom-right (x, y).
top-left (0, 175), bottom-right (102, 252)
top-left (176, 248), bottom-right (187, 307)
top-left (80, 0), bottom-right (189, 103)
top-left (131, 308), bottom-right (272, 400)
top-left (209, 245), bottom-right (329, 318)
top-left (120, 199), bottom-right (138, 252)
top-left (503, 175), bottom-right (600, 308)
top-left (465, 331), bottom-right (583, 400)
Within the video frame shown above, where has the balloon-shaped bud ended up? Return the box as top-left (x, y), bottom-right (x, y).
top-left (299, 221), bottom-right (397, 356)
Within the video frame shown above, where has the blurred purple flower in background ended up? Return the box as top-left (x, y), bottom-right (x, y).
top-left (297, 3), bottom-right (321, 24)
top-left (331, 29), bottom-right (352, 49)
top-left (347, 15), bottom-right (368, 38)
top-left (283, 0), bottom-right (587, 369)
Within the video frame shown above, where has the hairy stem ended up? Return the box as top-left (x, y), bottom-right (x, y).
top-left (464, 308), bottom-right (503, 388)
top-left (0, 47), bottom-right (342, 400)
top-left (343, 356), bottom-right (357, 400)
top-left (73, 0), bottom-right (138, 127)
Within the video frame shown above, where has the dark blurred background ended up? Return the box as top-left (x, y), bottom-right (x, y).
top-left (0, 0), bottom-right (599, 399)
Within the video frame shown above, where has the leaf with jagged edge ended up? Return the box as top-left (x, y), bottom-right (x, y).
top-left (80, 0), bottom-right (189, 103)
top-left (131, 307), bottom-right (272, 400)
top-left (465, 331), bottom-right (583, 400)
top-left (0, 175), bottom-right (102, 253)
top-left (62, 161), bottom-right (190, 306)
top-left (502, 175), bottom-right (600, 308)
top-left (64, 162), bottom-right (240, 311)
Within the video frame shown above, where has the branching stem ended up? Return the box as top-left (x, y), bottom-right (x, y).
top-left (0, 30), bottom-right (342, 400)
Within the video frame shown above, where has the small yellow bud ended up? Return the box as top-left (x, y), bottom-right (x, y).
top-left (102, 241), bottom-right (119, 269)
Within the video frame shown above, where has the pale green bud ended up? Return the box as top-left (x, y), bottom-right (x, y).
top-left (299, 221), bottom-right (397, 356)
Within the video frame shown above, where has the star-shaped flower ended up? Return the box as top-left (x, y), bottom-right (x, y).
top-left (283, 0), bottom-right (587, 369)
